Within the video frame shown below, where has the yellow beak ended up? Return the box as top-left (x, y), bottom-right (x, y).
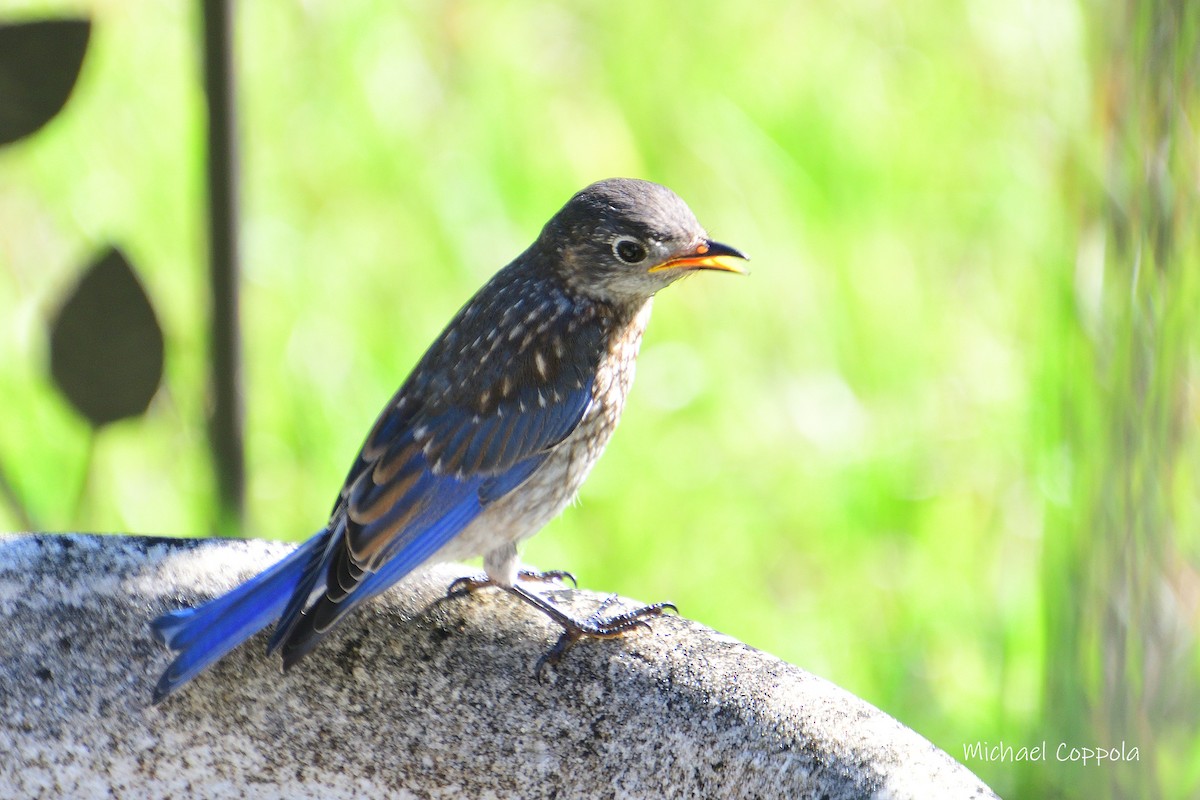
top-left (648, 240), bottom-right (750, 274)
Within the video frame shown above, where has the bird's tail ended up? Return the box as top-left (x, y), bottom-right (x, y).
top-left (149, 534), bottom-right (324, 703)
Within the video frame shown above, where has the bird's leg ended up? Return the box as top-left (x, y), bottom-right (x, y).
top-left (501, 584), bottom-right (677, 675)
top-left (446, 565), bottom-right (675, 672)
top-left (446, 568), bottom-right (576, 597)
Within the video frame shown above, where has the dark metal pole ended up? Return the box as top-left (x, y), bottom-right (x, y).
top-left (201, 0), bottom-right (245, 534)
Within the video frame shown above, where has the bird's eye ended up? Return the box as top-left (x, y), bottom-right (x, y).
top-left (613, 237), bottom-right (648, 264)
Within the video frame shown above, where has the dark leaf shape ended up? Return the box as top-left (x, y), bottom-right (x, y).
top-left (0, 18), bottom-right (91, 146)
top-left (49, 247), bottom-right (164, 427)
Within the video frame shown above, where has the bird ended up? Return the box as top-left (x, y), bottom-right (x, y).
top-left (150, 177), bottom-right (747, 702)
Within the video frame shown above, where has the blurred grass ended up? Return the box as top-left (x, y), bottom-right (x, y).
top-left (1037, 2), bottom-right (1200, 797)
top-left (0, 0), bottom-right (1196, 797)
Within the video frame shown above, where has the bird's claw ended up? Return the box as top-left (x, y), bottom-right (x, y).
top-left (524, 568), bottom-right (578, 588)
top-left (448, 573), bottom-right (675, 676)
top-left (533, 598), bottom-right (677, 678)
top-left (447, 568), bottom-right (577, 598)
top-left (446, 574), bottom-right (489, 597)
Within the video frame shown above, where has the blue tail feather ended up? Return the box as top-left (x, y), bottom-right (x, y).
top-left (150, 534), bottom-right (325, 703)
top-left (274, 473), bottom-right (496, 668)
top-left (150, 445), bottom-right (553, 700)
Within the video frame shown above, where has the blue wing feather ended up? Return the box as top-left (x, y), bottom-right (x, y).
top-left (151, 268), bottom-right (610, 699)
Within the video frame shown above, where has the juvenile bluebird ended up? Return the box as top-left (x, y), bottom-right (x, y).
top-left (150, 178), bottom-right (747, 702)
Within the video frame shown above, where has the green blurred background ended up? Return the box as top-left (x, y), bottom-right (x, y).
top-left (1, 1), bottom-right (1197, 797)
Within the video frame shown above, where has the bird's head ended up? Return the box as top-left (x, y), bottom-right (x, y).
top-left (538, 178), bottom-right (748, 304)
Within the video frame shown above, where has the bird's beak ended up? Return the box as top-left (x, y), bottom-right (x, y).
top-left (649, 240), bottom-right (750, 275)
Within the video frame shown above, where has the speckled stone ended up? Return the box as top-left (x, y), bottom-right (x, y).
top-left (0, 533), bottom-right (998, 799)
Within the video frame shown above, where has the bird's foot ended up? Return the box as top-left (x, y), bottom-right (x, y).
top-left (500, 586), bottom-right (676, 676)
top-left (446, 572), bottom-right (675, 674)
top-left (446, 568), bottom-right (576, 598)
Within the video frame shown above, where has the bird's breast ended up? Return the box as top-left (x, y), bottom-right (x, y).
top-left (581, 297), bottom-right (654, 447)
top-left (448, 298), bottom-right (654, 556)
top-left (524, 296), bottom-right (653, 508)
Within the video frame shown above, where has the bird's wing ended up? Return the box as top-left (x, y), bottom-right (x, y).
top-left (270, 277), bottom-right (611, 662)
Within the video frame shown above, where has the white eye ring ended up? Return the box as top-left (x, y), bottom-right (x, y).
top-left (612, 236), bottom-right (648, 264)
